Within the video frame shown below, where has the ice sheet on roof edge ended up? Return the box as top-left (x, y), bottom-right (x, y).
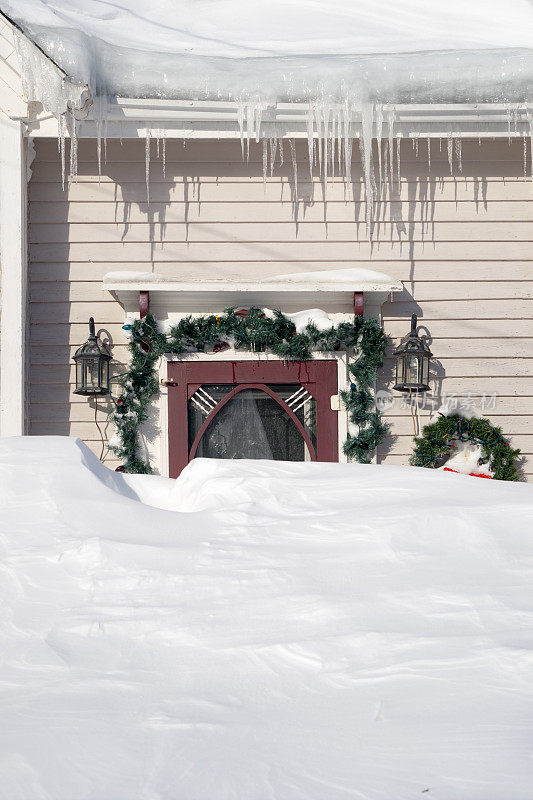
top-left (10, 17), bottom-right (533, 236)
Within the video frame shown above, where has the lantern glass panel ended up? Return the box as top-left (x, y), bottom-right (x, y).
top-left (87, 358), bottom-right (100, 391)
top-left (422, 355), bottom-right (429, 387)
top-left (407, 355), bottom-right (419, 386)
top-left (395, 357), bottom-right (404, 386)
top-left (100, 359), bottom-right (109, 390)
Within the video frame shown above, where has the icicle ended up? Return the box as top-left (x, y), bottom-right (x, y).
top-left (155, 136), bottom-right (160, 159)
top-left (382, 137), bottom-right (389, 199)
top-left (359, 101), bottom-right (375, 230)
top-left (103, 114), bottom-right (108, 165)
top-left (68, 108), bottom-right (78, 186)
top-left (375, 103), bottom-right (384, 192)
top-left (330, 112), bottom-right (337, 179)
top-left (506, 104), bottom-right (512, 144)
top-left (447, 132), bottom-right (454, 174)
top-left (527, 106), bottom-right (533, 178)
top-left (315, 105), bottom-right (323, 182)
top-left (524, 135), bottom-right (528, 177)
top-left (341, 97), bottom-right (354, 197)
top-left (337, 109), bottom-right (343, 178)
top-left (57, 115), bottom-right (66, 191)
top-left (454, 137), bottom-right (463, 174)
top-left (161, 132), bottom-right (166, 180)
top-left (320, 101), bottom-right (331, 196)
top-left (237, 102), bottom-right (246, 160)
top-left (395, 133), bottom-right (401, 187)
top-left (306, 108), bottom-right (314, 182)
top-left (269, 137), bottom-right (278, 177)
top-left (92, 93), bottom-right (107, 182)
top-left (414, 134), bottom-right (419, 157)
top-left (427, 136), bottom-right (431, 172)
top-left (262, 138), bottom-right (268, 187)
top-left (245, 104), bottom-right (253, 161)
top-left (386, 106), bottom-right (395, 193)
top-left (96, 126), bottom-right (102, 181)
top-left (253, 103), bottom-right (265, 143)
top-left (145, 130), bottom-right (151, 202)
top-left (279, 138), bottom-right (284, 167)
top-left (289, 138), bottom-right (298, 196)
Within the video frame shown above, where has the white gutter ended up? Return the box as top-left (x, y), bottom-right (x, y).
top-left (26, 98), bottom-right (533, 139)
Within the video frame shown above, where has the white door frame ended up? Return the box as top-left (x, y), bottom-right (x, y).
top-left (155, 349), bottom-right (351, 477)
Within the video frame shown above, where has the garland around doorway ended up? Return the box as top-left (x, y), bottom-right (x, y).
top-left (108, 308), bottom-right (389, 473)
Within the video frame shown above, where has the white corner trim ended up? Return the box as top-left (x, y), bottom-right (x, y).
top-left (0, 112), bottom-right (27, 436)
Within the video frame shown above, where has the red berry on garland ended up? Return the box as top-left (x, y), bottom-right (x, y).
top-left (115, 465), bottom-right (125, 472)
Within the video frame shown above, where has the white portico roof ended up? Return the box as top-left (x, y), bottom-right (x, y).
top-left (103, 268), bottom-right (403, 315)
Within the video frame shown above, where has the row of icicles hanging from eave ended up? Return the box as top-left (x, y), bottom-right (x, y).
top-left (55, 99), bottom-right (533, 237)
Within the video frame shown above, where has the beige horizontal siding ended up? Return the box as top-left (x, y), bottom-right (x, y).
top-left (28, 202), bottom-right (533, 225)
top-left (30, 298), bottom-right (532, 322)
top-left (28, 241), bottom-right (533, 262)
top-left (28, 137), bottom-right (533, 479)
top-left (28, 180), bottom-right (533, 204)
top-left (28, 222), bottom-right (533, 243)
top-left (29, 280), bottom-right (533, 303)
top-left (32, 137), bottom-right (528, 162)
top-left (29, 261), bottom-right (533, 282)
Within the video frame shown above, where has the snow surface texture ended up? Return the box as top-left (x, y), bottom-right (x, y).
top-left (3, 0), bottom-right (533, 102)
top-left (2, 435), bottom-right (533, 800)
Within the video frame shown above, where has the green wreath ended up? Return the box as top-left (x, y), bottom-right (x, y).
top-left (108, 308), bottom-right (390, 473)
top-left (410, 413), bottom-right (521, 481)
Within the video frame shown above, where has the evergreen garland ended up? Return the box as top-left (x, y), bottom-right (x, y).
top-left (108, 308), bottom-right (390, 473)
top-left (410, 413), bottom-right (521, 481)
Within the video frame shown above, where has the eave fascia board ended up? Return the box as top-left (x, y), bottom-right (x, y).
top-left (27, 98), bottom-right (533, 139)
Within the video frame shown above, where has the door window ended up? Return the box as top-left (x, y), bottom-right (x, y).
top-left (188, 384), bottom-right (316, 461)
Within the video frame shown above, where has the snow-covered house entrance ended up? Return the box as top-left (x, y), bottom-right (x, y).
top-left (0, 2), bottom-right (531, 478)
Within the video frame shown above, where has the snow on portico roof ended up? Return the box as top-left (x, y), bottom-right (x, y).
top-left (2, 0), bottom-right (533, 103)
top-left (102, 267), bottom-right (403, 314)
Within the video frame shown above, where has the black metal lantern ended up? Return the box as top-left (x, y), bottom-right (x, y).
top-left (393, 314), bottom-right (432, 393)
top-left (73, 318), bottom-right (112, 395)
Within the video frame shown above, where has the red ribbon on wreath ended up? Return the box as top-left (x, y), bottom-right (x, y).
top-left (443, 467), bottom-right (492, 479)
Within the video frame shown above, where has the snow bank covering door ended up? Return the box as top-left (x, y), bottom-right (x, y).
top-left (2, 435), bottom-right (533, 799)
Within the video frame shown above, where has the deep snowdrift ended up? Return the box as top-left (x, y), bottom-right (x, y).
top-left (2, 436), bottom-right (533, 799)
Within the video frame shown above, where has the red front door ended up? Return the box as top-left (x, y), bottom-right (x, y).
top-left (167, 360), bottom-right (339, 477)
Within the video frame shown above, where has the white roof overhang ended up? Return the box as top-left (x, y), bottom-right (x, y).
top-left (0, 14), bottom-right (531, 141)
